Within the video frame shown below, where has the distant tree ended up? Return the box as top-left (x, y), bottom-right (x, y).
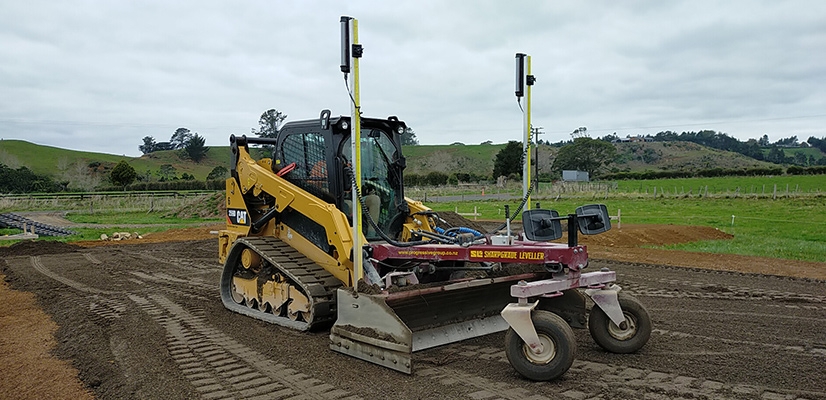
top-left (654, 131), bottom-right (679, 141)
top-left (571, 126), bottom-right (588, 139)
top-left (741, 139), bottom-right (764, 160)
top-left (424, 171), bottom-right (449, 186)
top-left (493, 140), bottom-right (524, 178)
top-left (179, 133), bottom-right (209, 162)
top-left (807, 136), bottom-right (826, 153)
top-left (401, 127), bottom-right (419, 145)
top-left (774, 136), bottom-right (799, 147)
top-left (252, 109), bottom-right (287, 152)
top-left (180, 173), bottom-right (195, 180)
top-left (154, 141), bottom-right (175, 151)
top-left (766, 145), bottom-right (788, 164)
top-left (137, 169), bottom-right (153, 182)
top-left (481, 140), bottom-right (493, 145)
top-left (552, 137), bottom-right (617, 177)
top-left (170, 128), bottom-right (192, 150)
top-left (60, 160), bottom-right (101, 191)
top-left (158, 164), bottom-right (177, 181)
top-left (793, 151), bottom-right (808, 166)
top-left (0, 163), bottom-right (58, 193)
top-left (110, 161), bottom-right (137, 189)
top-left (758, 134), bottom-right (770, 147)
top-left (207, 165), bottom-right (228, 180)
top-left (139, 136), bottom-right (157, 154)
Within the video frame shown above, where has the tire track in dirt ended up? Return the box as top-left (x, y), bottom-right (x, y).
top-left (30, 255), bottom-right (111, 295)
top-left (26, 250), bottom-right (359, 400)
top-left (426, 343), bottom-right (826, 400)
top-left (622, 278), bottom-right (826, 303)
top-left (31, 255), bottom-right (128, 321)
top-left (130, 293), bottom-right (360, 400)
top-left (650, 327), bottom-right (826, 357)
top-left (9, 239), bottom-right (826, 399)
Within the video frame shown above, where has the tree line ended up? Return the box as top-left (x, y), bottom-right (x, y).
top-left (140, 127), bottom-right (209, 162)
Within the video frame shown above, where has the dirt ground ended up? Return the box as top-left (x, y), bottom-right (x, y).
top-left (1, 222), bottom-right (824, 399)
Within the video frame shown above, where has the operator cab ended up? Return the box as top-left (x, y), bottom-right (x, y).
top-left (273, 110), bottom-right (409, 241)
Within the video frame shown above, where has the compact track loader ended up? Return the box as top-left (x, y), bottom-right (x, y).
top-left (217, 16), bottom-right (650, 380)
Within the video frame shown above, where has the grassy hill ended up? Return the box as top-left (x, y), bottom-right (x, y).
top-left (0, 139), bottom-right (234, 181)
top-left (402, 143), bottom-right (507, 176)
top-left (1, 139), bottom-right (817, 187)
top-left (612, 141), bottom-right (779, 172)
top-left (402, 141), bottom-right (785, 178)
top-left (760, 146), bottom-right (824, 162)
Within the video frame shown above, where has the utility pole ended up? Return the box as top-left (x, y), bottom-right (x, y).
top-left (532, 126), bottom-right (544, 193)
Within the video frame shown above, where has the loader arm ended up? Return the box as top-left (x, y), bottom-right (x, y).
top-left (219, 136), bottom-right (357, 287)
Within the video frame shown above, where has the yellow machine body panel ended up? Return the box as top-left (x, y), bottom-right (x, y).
top-left (218, 144), bottom-right (358, 287)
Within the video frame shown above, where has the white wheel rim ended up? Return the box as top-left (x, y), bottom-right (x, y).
top-left (522, 333), bottom-right (556, 364)
top-left (608, 312), bottom-right (637, 341)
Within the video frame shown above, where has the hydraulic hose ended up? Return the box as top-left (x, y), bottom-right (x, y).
top-left (491, 179), bottom-right (537, 233)
top-left (345, 166), bottom-right (437, 247)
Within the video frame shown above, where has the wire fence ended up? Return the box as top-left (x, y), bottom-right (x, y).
top-left (0, 191), bottom-right (212, 213)
top-left (409, 180), bottom-right (824, 202)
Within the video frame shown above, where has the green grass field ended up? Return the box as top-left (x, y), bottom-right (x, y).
top-left (615, 174), bottom-right (826, 196)
top-left (3, 173), bottom-right (824, 263)
top-left (431, 196), bottom-right (826, 263)
top-left (761, 146), bottom-right (824, 161)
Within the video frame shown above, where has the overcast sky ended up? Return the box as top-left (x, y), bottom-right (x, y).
top-left (2, 1), bottom-right (825, 157)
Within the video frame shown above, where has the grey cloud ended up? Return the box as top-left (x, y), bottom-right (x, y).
top-left (1, 0), bottom-right (824, 156)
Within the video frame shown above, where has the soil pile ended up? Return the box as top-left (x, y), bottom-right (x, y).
top-left (576, 224), bottom-right (733, 248)
top-left (0, 240), bottom-right (82, 257)
top-left (435, 211), bottom-right (488, 233)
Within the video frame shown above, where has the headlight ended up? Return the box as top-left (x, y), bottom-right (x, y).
top-left (340, 121), bottom-right (349, 130)
top-left (397, 126), bottom-right (404, 134)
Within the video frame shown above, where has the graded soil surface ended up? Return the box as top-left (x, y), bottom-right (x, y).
top-left (1, 224), bottom-right (824, 399)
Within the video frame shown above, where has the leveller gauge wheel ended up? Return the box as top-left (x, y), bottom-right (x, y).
top-left (505, 310), bottom-right (576, 381)
top-left (588, 292), bottom-right (652, 354)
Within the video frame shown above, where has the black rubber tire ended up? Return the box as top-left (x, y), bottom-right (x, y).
top-left (505, 310), bottom-right (577, 381)
top-left (588, 292), bottom-right (652, 354)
